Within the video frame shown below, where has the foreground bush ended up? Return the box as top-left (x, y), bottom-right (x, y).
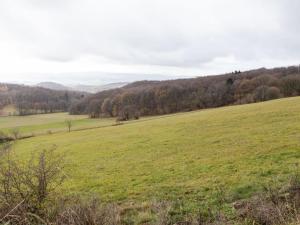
top-left (0, 132), bottom-right (13, 144)
top-left (0, 144), bottom-right (66, 224)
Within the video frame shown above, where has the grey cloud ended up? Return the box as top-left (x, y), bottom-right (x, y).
top-left (0, 0), bottom-right (299, 84)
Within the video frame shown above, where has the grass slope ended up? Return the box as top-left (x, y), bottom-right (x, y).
top-left (0, 112), bottom-right (115, 135)
top-left (12, 97), bottom-right (300, 205)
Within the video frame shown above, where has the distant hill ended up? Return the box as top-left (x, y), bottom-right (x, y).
top-left (0, 83), bottom-right (86, 116)
top-left (37, 82), bottom-right (70, 91)
top-left (37, 82), bottom-right (129, 93)
top-left (72, 82), bottom-right (128, 93)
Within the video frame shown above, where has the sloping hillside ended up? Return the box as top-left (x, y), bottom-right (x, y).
top-left (70, 65), bottom-right (300, 119)
top-left (12, 96), bottom-right (300, 204)
top-left (0, 83), bottom-right (86, 116)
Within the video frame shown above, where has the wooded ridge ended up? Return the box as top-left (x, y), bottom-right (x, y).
top-left (70, 65), bottom-right (300, 119)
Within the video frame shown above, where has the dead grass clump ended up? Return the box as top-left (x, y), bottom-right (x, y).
top-left (54, 197), bottom-right (120, 225)
top-left (234, 175), bottom-right (300, 225)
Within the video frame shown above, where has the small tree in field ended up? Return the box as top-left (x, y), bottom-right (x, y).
top-left (11, 127), bottom-right (20, 140)
top-left (65, 120), bottom-right (72, 132)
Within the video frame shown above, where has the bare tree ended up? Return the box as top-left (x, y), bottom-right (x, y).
top-left (0, 144), bottom-right (66, 219)
top-left (65, 120), bottom-right (72, 132)
top-left (11, 128), bottom-right (20, 140)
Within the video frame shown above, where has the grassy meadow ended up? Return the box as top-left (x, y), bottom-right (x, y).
top-left (0, 112), bottom-right (115, 136)
top-left (6, 97), bottom-right (300, 209)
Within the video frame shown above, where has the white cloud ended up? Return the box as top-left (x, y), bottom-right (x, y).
top-left (0, 0), bottom-right (299, 84)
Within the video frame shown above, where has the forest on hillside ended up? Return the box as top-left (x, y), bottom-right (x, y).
top-left (0, 84), bottom-right (86, 115)
top-left (70, 65), bottom-right (300, 120)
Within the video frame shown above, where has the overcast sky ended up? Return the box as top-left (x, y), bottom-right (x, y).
top-left (0, 0), bottom-right (299, 85)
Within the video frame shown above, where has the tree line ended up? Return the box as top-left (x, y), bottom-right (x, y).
top-left (70, 65), bottom-right (300, 119)
top-left (0, 84), bottom-right (86, 116)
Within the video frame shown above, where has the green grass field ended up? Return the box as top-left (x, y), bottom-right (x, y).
top-left (0, 112), bottom-right (115, 136)
top-left (8, 97), bottom-right (300, 207)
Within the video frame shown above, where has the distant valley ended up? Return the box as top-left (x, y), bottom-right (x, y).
top-left (36, 81), bottom-right (129, 93)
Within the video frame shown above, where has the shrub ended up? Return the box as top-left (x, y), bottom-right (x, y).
top-left (11, 127), bottom-right (21, 140)
top-left (0, 145), bottom-right (122, 225)
top-left (254, 85), bottom-right (268, 102)
top-left (234, 174), bottom-right (300, 225)
top-left (0, 131), bottom-right (13, 143)
top-left (0, 145), bottom-right (66, 224)
top-left (266, 87), bottom-right (281, 100)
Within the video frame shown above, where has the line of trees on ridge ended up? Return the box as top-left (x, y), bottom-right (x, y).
top-left (69, 65), bottom-right (300, 120)
top-left (0, 84), bottom-right (86, 116)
